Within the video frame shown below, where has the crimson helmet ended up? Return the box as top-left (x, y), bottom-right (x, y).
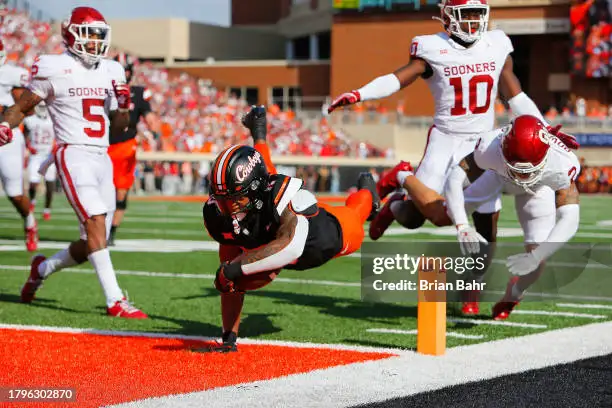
top-left (437, 0), bottom-right (490, 44)
top-left (501, 115), bottom-right (551, 190)
top-left (61, 7), bottom-right (111, 65)
top-left (0, 40), bottom-right (6, 65)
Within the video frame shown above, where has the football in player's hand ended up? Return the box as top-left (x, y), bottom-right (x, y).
top-left (11, 88), bottom-right (34, 116)
top-left (231, 252), bottom-right (280, 292)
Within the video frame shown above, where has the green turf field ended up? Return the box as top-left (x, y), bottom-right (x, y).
top-left (1, 194), bottom-right (611, 350)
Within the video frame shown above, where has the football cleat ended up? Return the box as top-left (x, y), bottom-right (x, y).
top-left (42, 211), bottom-right (51, 221)
top-left (369, 191), bottom-right (405, 241)
top-left (192, 341), bottom-right (238, 354)
top-left (25, 223), bottom-right (39, 252)
top-left (376, 161), bottom-right (413, 199)
top-left (357, 172), bottom-right (381, 221)
top-left (461, 289), bottom-right (481, 315)
top-left (492, 276), bottom-right (521, 320)
top-left (492, 301), bottom-right (519, 320)
top-left (462, 302), bottom-right (479, 315)
top-left (107, 298), bottom-right (148, 319)
top-left (21, 254), bottom-right (46, 303)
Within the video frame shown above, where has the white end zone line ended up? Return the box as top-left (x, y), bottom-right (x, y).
top-left (106, 321), bottom-right (612, 408)
top-left (557, 303), bottom-right (612, 310)
top-left (366, 328), bottom-right (485, 340)
top-left (448, 317), bottom-right (547, 329)
top-left (0, 323), bottom-right (409, 356)
top-left (511, 310), bottom-right (607, 319)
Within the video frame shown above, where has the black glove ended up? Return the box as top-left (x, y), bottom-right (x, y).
top-left (242, 105), bottom-right (267, 142)
top-left (214, 262), bottom-right (243, 293)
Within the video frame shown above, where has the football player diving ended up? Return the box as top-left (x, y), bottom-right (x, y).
top-left (201, 106), bottom-right (381, 352)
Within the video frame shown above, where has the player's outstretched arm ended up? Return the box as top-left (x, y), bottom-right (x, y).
top-left (1, 89), bottom-right (42, 128)
top-left (0, 89), bottom-right (42, 146)
top-left (327, 59), bottom-right (427, 114)
top-left (507, 183), bottom-right (580, 276)
top-left (218, 208), bottom-right (309, 285)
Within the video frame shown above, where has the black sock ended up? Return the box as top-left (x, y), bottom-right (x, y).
top-left (109, 225), bottom-right (117, 239)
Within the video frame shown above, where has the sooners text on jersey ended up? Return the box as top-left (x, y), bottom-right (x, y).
top-left (410, 30), bottom-right (513, 135)
top-left (27, 53), bottom-right (125, 147)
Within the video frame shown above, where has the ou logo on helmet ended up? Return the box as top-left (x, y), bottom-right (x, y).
top-left (537, 128), bottom-right (552, 145)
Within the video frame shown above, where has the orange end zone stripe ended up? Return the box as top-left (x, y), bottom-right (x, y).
top-left (0, 329), bottom-right (394, 408)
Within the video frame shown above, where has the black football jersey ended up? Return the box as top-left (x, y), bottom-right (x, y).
top-left (203, 174), bottom-right (343, 270)
top-left (110, 85), bottom-right (152, 145)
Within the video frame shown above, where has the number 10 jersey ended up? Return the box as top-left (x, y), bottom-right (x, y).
top-left (410, 30), bottom-right (513, 135)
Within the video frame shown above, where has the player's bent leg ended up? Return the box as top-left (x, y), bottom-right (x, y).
top-left (8, 194), bottom-right (38, 252)
top-left (109, 188), bottom-right (129, 246)
top-left (400, 173), bottom-right (451, 227)
top-left (43, 181), bottom-right (54, 221)
top-left (21, 240), bottom-right (87, 303)
top-left (28, 182), bottom-right (38, 205)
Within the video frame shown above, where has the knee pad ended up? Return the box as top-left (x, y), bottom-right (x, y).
top-left (116, 198), bottom-right (128, 210)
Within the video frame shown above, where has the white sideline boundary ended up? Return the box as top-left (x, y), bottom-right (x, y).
top-left (557, 303), bottom-right (612, 310)
top-left (511, 310), bottom-right (607, 319)
top-left (366, 328), bottom-right (485, 340)
top-left (105, 321), bottom-right (612, 408)
top-left (0, 323), bottom-right (409, 356)
top-left (448, 317), bottom-right (547, 329)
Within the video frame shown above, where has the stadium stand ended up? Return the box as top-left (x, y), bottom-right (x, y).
top-left (0, 5), bottom-right (610, 196)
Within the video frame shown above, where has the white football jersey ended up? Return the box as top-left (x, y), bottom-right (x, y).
top-left (0, 63), bottom-right (29, 106)
top-left (28, 52), bottom-right (125, 147)
top-left (24, 114), bottom-right (55, 154)
top-left (410, 30), bottom-right (513, 135)
top-left (473, 127), bottom-right (581, 195)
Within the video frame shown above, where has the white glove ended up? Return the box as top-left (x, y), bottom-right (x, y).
top-left (456, 224), bottom-right (487, 255)
top-left (506, 251), bottom-right (542, 276)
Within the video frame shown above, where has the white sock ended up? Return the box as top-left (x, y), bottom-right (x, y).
top-left (38, 248), bottom-right (78, 278)
top-left (31, 199), bottom-right (37, 206)
top-left (43, 208), bottom-right (50, 214)
top-left (25, 213), bottom-right (36, 229)
top-left (88, 249), bottom-right (124, 307)
top-left (396, 170), bottom-right (414, 186)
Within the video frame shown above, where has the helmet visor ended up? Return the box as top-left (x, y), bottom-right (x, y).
top-left (214, 195), bottom-right (251, 217)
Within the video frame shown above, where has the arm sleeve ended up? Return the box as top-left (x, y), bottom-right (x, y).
top-left (241, 215), bottom-right (309, 275)
top-left (532, 204), bottom-right (580, 261)
top-left (445, 168), bottom-right (503, 225)
top-left (444, 166), bottom-right (470, 226)
top-left (507, 92), bottom-right (548, 126)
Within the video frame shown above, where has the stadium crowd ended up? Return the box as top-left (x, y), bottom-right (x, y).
top-left (0, 6), bottom-right (610, 196)
top-left (0, 7), bottom-right (387, 159)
